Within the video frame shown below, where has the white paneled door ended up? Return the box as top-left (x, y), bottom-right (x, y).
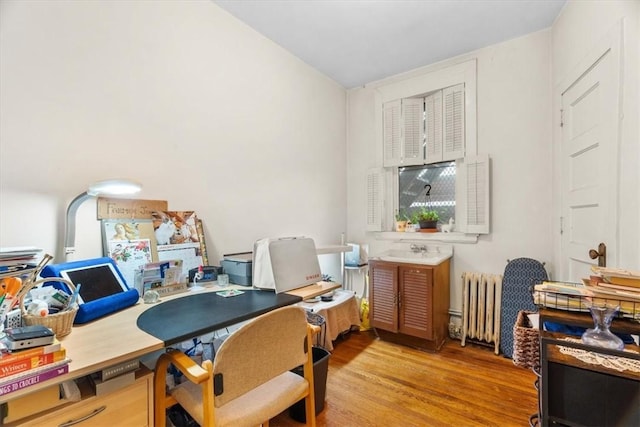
top-left (560, 25), bottom-right (622, 281)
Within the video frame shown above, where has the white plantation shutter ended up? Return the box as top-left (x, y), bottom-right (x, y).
top-left (457, 154), bottom-right (490, 234)
top-left (366, 168), bottom-right (384, 231)
top-left (443, 84), bottom-right (465, 160)
top-left (425, 91), bottom-right (443, 163)
top-left (383, 100), bottom-right (401, 167)
top-left (401, 98), bottom-right (424, 165)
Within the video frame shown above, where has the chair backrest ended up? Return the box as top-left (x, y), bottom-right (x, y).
top-left (212, 305), bottom-right (309, 407)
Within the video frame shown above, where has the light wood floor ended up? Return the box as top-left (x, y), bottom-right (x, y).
top-left (272, 330), bottom-right (538, 427)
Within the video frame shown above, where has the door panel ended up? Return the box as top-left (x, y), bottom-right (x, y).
top-left (370, 262), bottom-right (398, 332)
top-left (398, 266), bottom-right (433, 339)
top-left (560, 29), bottom-right (621, 281)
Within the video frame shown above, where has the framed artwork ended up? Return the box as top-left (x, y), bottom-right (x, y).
top-left (151, 211), bottom-right (209, 281)
top-left (101, 219), bottom-right (159, 287)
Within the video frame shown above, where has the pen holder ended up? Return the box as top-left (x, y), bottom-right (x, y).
top-left (19, 278), bottom-right (78, 338)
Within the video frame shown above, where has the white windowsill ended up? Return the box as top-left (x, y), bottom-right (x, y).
top-left (375, 231), bottom-right (478, 243)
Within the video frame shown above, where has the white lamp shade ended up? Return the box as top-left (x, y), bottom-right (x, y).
top-left (87, 179), bottom-right (142, 196)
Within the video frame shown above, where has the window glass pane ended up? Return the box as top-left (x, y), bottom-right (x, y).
top-left (398, 161), bottom-right (456, 224)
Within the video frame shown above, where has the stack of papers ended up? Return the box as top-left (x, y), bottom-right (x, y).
top-left (0, 247), bottom-right (42, 278)
top-left (533, 281), bottom-right (640, 320)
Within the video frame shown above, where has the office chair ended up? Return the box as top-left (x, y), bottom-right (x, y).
top-left (154, 306), bottom-right (319, 427)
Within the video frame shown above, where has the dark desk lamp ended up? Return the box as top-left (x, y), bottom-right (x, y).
top-left (64, 179), bottom-right (142, 260)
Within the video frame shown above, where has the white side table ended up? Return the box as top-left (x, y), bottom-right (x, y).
top-left (344, 264), bottom-right (369, 298)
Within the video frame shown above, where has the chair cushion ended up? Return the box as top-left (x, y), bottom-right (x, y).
top-left (171, 370), bottom-right (309, 427)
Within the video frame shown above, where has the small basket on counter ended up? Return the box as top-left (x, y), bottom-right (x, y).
top-left (19, 277), bottom-right (78, 338)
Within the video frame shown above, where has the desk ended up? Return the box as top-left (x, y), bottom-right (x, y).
top-left (137, 290), bottom-right (300, 345)
top-left (1, 286), bottom-right (304, 414)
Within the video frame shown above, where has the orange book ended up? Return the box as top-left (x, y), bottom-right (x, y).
top-left (0, 349), bottom-right (66, 378)
top-left (0, 339), bottom-right (62, 365)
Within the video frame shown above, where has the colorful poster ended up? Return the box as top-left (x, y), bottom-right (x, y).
top-left (102, 219), bottom-right (159, 262)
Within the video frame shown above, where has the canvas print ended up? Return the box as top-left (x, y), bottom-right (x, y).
top-left (151, 211), bottom-right (200, 245)
top-left (102, 219), bottom-right (159, 262)
top-left (152, 211), bottom-right (206, 282)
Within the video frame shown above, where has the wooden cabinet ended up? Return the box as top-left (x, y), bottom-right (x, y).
top-left (369, 259), bottom-right (450, 351)
top-left (7, 366), bottom-right (153, 426)
top-left (538, 309), bottom-right (640, 426)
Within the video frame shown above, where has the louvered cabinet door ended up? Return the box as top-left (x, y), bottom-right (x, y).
top-left (398, 266), bottom-right (434, 339)
top-left (401, 98), bottom-right (425, 165)
top-left (425, 90), bottom-right (443, 163)
top-left (369, 261), bottom-right (398, 332)
top-left (383, 100), bottom-right (402, 167)
top-left (442, 83), bottom-right (465, 161)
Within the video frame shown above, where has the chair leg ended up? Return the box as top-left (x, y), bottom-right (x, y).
top-left (304, 394), bottom-right (316, 427)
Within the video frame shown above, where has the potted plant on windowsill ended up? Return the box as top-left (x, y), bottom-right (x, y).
top-left (413, 208), bottom-right (439, 231)
top-left (395, 210), bottom-right (409, 232)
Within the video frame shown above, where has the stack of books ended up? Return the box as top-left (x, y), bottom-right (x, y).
top-left (588, 266), bottom-right (640, 299)
top-left (0, 339), bottom-right (70, 397)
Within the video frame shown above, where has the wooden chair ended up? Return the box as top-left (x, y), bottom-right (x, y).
top-left (154, 305), bottom-right (319, 427)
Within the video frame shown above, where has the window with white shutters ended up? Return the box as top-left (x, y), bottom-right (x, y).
top-left (371, 59), bottom-right (482, 235)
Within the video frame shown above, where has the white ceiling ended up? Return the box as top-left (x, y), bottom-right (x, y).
top-left (213, 0), bottom-right (566, 89)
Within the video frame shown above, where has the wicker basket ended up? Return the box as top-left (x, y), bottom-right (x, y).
top-left (19, 278), bottom-right (78, 338)
top-left (512, 310), bottom-right (540, 371)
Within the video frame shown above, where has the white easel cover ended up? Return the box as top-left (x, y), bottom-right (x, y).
top-left (252, 237), bottom-right (322, 293)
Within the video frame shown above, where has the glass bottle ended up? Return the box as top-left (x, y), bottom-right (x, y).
top-left (581, 304), bottom-right (624, 350)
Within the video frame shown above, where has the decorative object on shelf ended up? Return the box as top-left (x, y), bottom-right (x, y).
top-left (395, 210), bottom-right (408, 232)
top-left (581, 304), bottom-right (625, 350)
top-left (441, 217), bottom-right (455, 233)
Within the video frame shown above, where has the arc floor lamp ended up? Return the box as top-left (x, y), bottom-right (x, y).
top-left (64, 179), bottom-right (142, 260)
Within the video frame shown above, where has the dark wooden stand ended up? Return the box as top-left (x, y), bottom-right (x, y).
top-left (538, 308), bottom-right (640, 426)
top-left (369, 259), bottom-right (450, 352)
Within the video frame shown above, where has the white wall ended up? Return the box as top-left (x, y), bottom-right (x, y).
top-left (0, 1), bottom-right (347, 277)
top-left (347, 30), bottom-right (553, 316)
top-left (551, 0), bottom-right (640, 273)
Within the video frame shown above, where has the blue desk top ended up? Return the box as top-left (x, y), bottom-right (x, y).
top-left (136, 289), bottom-right (301, 346)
